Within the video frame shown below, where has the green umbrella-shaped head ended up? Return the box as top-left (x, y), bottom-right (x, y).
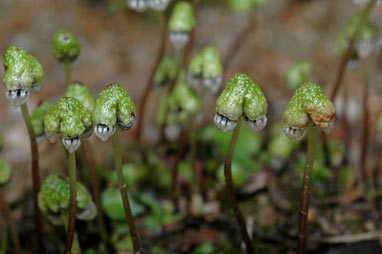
top-left (64, 82), bottom-right (95, 111)
top-left (52, 30), bottom-right (81, 63)
top-left (0, 160), bottom-right (12, 186)
top-left (38, 174), bottom-right (96, 225)
top-left (44, 97), bottom-right (93, 153)
top-left (3, 46), bottom-right (44, 108)
top-left (283, 82), bottom-right (336, 141)
top-left (168, 1), bottom-right (196, 49)
top-left (215, 73), bottom-right (268, 132)
top-left (31, 101), bottom-right (54, 138)
top-left (154, 54), bottom-right (179, 86)
top-left (285, 60), bottom-right (313, 91)
top-left (93, 83), bottom-right (136, 141)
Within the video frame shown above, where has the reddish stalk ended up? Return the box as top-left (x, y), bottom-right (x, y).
top-left (360, 59), bottom-right (370, 182)
top-left (64, 151), bottom-right (77, 254)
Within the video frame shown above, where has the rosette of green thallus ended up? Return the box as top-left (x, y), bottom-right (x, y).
top-left (283, 82), bottom-right (336, 141)
top-left (168, 1), bottom-right (196, 49)
top-left (214, 73), bottom-right (268, 132)
top-left (127, 0), bottom-right (171, 12)
top-left (44, 97), bottom-right (93, 153)
top-left (3, 46), bottom-right (44, 108)
top-left (0, 160), bottom-right (12, 186)
top-left (92, 83), bottom-right (136, 141)
top-left (38, 174), bottom-right (96, 224)
top-left (187, 46), bottom-right (223, 93)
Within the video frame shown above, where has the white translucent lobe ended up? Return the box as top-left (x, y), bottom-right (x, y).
top-left (169, 31), bottom-right (190, 50)
top-left (283, 126), bottom-right (307, 141)
top-left (244, 115), bottom-right (267, 132)
top-left (94, 124), bottom-right (116, 141)
top-left (62, 137), bottom-right (81, 153)
top-left (5, 89), bottom-right (30, 108)
top-left (214, 114), bottom-right (237, 132)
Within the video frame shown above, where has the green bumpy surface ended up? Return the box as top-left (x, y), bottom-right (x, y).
top-left (228, 0), bottom-right (268, 12)
top-left (31, 101), bottom-right (54, 136)
top-left (154, 55), bottom-right (179, 85)
top-left (168, 2), bottom-right (196, 32)
top-left (283, 82), bottom-right (335, 129)
top-left (93, 83), bottom-right (136, 127)
top-left (52, 30), bottom-right (81, 63)
top-left (3, 45), bottom-right (44, 91)
top-left (216, 73), bottom-right (268, 121)
top-left (0, 160), bottom-right (12, 186)
top-left (189, 46), bottom-right (223, 78)
top-left (38, 174), bottom-right (91, 215)
top-left (65, 83), bottom-right (95, 111)
top-left (285, 60), bottom-right (313, 91)
top-left (44, 97), bottom-right (92, 139)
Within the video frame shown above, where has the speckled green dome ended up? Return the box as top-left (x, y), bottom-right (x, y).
top-left (31, 101), bottom-right (54, 137)
top-left (188, 46), bottom-right (223, 79)
top-left (168, 2), bottom-right (196, 32)
top-left (3, 45), bottom-right (44, 91)
top-left (52, 30), bottom-right (81, 63)
top-left (65, 82), bottom-right (95, 111)
top-left (0, 160), bottom-right (12, 186)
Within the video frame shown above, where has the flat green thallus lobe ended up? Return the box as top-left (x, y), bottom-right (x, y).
top-left (216, 73), bottom-right (267, 121)
top-left (3, 45), bottom-right (44, 90)
top-left (284, 82), bottom-right (335, 129)
top-left (44, 97), bottom-right (92, 138)
top-left (92, 83), bottom-right (136, 127)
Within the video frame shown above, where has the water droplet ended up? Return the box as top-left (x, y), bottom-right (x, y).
top-left (5, 89), bottom-right (30, 108)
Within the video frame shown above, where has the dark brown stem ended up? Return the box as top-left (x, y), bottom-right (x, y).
top-left (113, 128), bottom-right (140, 253)
top-left (64, 151), bottom-right (77, 254)
top-left (360, 59), bottom-right (370, 182)
top-left (0, 190), bottom-right (22, 254)
top-left (330, 0), bottom-right (377, 102)
top-left (20, 103), bottom-right (45, 254)
top-left (297, 120), bottom-right (318, 254)
top-left (224, 117), bottom-right (254, 254)
top-left (81, 140), bottom-right (109, 248)
top-left (136, 12), bottom-right (167, 144)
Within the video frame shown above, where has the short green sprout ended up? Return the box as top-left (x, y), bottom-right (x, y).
top-left (38, 174), bottom-right (96, 224)
top-left (31, 101), bottom-right (54, 137)
top-left (154, 55), bottom-right (179, 86)
top-left (283, 82), bottom-right (336, 141)
top-left (285, 60), bottom-right (313, 91)
top-left (3, 45), bottom-right (44, 107)
top-left (168, 1), bottom-right (196, 49)
top-left (215, 73), bottom-right (268, 132)
top-left (64, 82), bottom-right (95, 111)
top-left (228, 0), bottom-right (268, 12)
top-left (127, 0), bottom-right (171, 11)
top-left (44, 97), bottom-right (93, 153)
top-left (0, 160), bottom-right (12, 186)
top-left (52, 30), bottom-right (81, 63)
top-left (93, 83), bottom-right (136, 141)
top-left (188, 46), bottom-right (223, 92)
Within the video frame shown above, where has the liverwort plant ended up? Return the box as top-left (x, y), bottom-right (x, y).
top-left (285, 60), bottom-right (313, 91)
top-left (187, 46), bottom-right (223, 93)
top-left (283, 82), bottom-right (335, 254)
top-left (214, 73), bottom-right (268, 254)
top-left (38, 174), bottom-right (96, 254)
top-left (92, 83), bottom-right (140, 254)
top-left (168, 1), bottom-right (196, 49)
top-left (44, 97), bottom-right (93, 253)
top-left (52, 30), bottom-right (81, 87)
top-left (2, 45), bottom-right (45, 253)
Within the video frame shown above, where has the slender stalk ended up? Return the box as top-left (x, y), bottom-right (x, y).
top-left (112, 128), bottom-right (140, 254)
top-left (64, 151), bottom-right (77, 254)
top-left (63, 212), bottom-right (81, 254)
top-left (297, 120), bottom-right (318, 254)
top-left (224, 117), bottom-right (254, 254)
top-left (0, 190), bottom-right (22, 254)
top-left (20, 103), bottom-right (45, 253)
top-left (330, 0), bottom-right (377, 101)
top-left (136, 12), bottom-right (167, 144)
top-left (0, 214), bottom-right (7, 254)
top-left (64, 62), bottom-right (72, 87)
top-left (81, 140), bottom-right (109, 248)
top-left (360, 58), bottom-right (370, 182)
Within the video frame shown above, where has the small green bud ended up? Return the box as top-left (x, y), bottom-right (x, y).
top-left (283, 82), bottom-right (336, 141)
top-left (228, 0), bottom-right (268, 12)
top-left (154, 55), bottom-right (179, 86)
top-left (52, 30), bottom-right (81, 63)
top-left (168, 2), bottom-right (196, 49)
top-left (0, 160), bottom-right (12, 186)
top-left (31, 101), bottom-right (54, 137)
top-left (215, 73), bottom-right (268, 132)
top-left (3, 46), bottom-right (44, 108)
top-left (285, 60), bottom-right (313, 91)
top-left (93, 83), bottom-right (136, 141)
top-left (38, 174), bottom-right (96, 224)
top-left (188, 46), bottom-right (223, 92)
top-left (64, 82), bottom-right (95, 111)
top-left (44, 97), bottom-right (92, 153)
